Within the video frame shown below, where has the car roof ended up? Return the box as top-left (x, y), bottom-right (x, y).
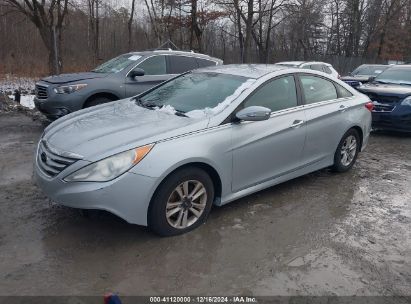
top-left (386, 64), bottom-right (411, 69)
top-left (277, 61), bottom-right (332, 67)
top-left (359, 64), bottom-right (388, 67)
top-left (127, 50), bottom-right (222, 62)
top-left (277, 61), bottom-right (305, 66)
top-left (195, 64), bottom-right (289, 79)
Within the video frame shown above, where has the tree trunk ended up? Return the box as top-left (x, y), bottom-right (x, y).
top-left (128, 0), bottom-right (136, 51)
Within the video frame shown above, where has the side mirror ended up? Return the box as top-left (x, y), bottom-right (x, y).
top-left (236, 106), bottom-right (271, 122)
top-left (368, 76), bottom-right (376, 83)
top-left (129, 68), bottom-right (145, 78)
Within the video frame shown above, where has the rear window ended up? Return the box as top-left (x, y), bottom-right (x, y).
top-left (168, 56), bottom-right (198, 74)
top-left (197, 58), bottom-right (217, 68)
top-left (335, 83), bottom-right (353, 98)
top-left (323, 66), bottom-right (333, 74)
top-left (310, 64), bottom-right (325, 72)
top-left (300, 75), bottom-right (338, 104)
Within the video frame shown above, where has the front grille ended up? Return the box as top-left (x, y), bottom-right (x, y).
top-left (35, 84), bottom-right (48, 99)
top-left (366, 93), bottom-right (400, 104)
top-left (373, 103), bottom-right (396, 112)
top-left (37, 141), bottom-right (79, 177)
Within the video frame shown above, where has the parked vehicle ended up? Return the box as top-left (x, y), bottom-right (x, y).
top-left (34, 50), bottom-right (222, 120)
top-left (356, 65), bottom-right (411, 133)
top-left (276, 61), bottom-right (340, 78)
top-left (341, 64), bottom-right (389, 88)
top-left (34, 64), bottom-right (372, 236)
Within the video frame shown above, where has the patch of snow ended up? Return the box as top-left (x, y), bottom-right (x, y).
top-left (0, 76), bottom-right (36, 95)
top-left (185, 78), bottom-right (256, 118)
top-left (6, 93), bottom-right (35, 109)
top-left (155, 104), bottom-right (176, 115)
top-left (20, 95), bottom-right (35, 109)
top-left (1, 76), bottom-right (37, 109)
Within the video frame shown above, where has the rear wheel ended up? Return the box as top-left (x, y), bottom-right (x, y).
top-left (332, 129), bottom-right (360, 172)
top-left (84, 96), bottom-right (113, 108)
top-left (148, 167), bottom-right (214, 236)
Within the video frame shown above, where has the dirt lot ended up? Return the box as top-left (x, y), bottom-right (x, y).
top-left (0, 111), bottom-right (410, 297)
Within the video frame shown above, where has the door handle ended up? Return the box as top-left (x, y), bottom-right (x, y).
top-left (291, 120), bottom-right (304, 128)
top-left (338, 104), bottom-right (347, 112)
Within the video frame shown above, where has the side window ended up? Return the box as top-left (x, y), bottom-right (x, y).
top-left (244, 76), bottom-right (298, 112)
top-left (300, 75), bottom-right (338, 104)
top-left (323, 66), bottom-right (333, 74)
top-left (137, 56), bottom-right (166, 75)
top-left (168, 56), bottom-right (198, 74)
top-left (196, 58), bottom-right (217, 68)
top-left (335, 83), bottom-right (353, 98)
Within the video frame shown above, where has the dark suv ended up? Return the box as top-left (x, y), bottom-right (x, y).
top-left (34, 50), bottom-right (223, 119)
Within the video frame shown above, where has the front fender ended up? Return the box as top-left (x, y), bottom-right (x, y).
top-left (129, 126), bottom-right (233, 199)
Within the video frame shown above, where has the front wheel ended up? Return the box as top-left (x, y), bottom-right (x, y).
top-left (148, 167), bottom-right (214, 236)
top-left (332, 129), bottom-right (360, 172)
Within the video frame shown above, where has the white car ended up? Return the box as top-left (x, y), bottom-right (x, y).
top-left (276, 61), bottom-right (340, 79)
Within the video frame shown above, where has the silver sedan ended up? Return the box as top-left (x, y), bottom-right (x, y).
top-left (34, 64), bottom-right (373, 236)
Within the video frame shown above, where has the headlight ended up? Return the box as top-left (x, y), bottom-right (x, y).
top-left (64, 144), bottom-right (154, 182)
top-left (401, 96), bottom-right (411, 106)
top-left (54, 84), bottom-right (87, 94)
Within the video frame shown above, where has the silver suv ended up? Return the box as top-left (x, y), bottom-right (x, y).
top-left (34, 50), bottom-right (222, 119)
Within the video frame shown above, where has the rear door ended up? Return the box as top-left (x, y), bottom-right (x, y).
top-left (124, 55), bottom-right (170, 96)
top-left (298, 74), bottom-right (354, 165)
top-left (231, 75), bottom-right (307, 192)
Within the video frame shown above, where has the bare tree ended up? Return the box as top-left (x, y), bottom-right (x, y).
top-left (4, 0), bottom-right (69, 74)
top-left (128, 0), bottom-right (136, 51)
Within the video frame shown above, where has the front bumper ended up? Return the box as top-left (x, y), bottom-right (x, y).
top-left (34, 82), bottom-right (86, 120)
top-left (34, 160), bottom-right (158, 226)
top-left (372, 106), bottom-right (411, 133)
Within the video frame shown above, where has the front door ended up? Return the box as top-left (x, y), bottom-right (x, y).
top-left (125, 55), bottom-right (171, 97)
top-left (231, 75), bottom-right (307, 192)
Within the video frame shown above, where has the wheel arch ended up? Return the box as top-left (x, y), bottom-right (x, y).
top-left (83, 92), bottom-right (120, 108)
top-left (348, 125), bottom-right (364, 149)
top-left (147, 161), bottom-right (223, 221)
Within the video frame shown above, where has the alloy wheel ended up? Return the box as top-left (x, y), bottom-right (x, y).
top-left (165, 180), bottom-right (208, 229)
top-left (340, 135), bottom-right (357, 166)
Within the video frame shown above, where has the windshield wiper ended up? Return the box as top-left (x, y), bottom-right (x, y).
top-left (135, 98), bottom-right (157, 110)
top-left (174, 109), bottom-right (188, 117)
top-left (374, 80), bottom-right (389, 84)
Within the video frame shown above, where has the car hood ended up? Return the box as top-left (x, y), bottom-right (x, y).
top-left (357, 83), bottom-right (411, 98)
top-left (341, 75), bottom-right (370, 82)
top-left (43, 99), bottom-right (209, 160)
top-left (42, 72), bottom-right (108, 84)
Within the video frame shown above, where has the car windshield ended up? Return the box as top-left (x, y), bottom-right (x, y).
top-left (92, 54), bottom-right (141, 73)
top-left (138, 72), bottom-right (252, 116)
top-left (352, 65), bottom-right (388, 76)
top-left (374, 67), bottom-right (411, 85)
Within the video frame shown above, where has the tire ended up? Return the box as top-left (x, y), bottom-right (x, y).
top-left (332, 128), bottom-right (360, 172)
top-left (148, 167), bottom-right (214, 236)
top-left (84, 96), bottom-right (113, 108)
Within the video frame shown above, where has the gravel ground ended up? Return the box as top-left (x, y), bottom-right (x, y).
top-left (0, 110), bottom-right (410, 299)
